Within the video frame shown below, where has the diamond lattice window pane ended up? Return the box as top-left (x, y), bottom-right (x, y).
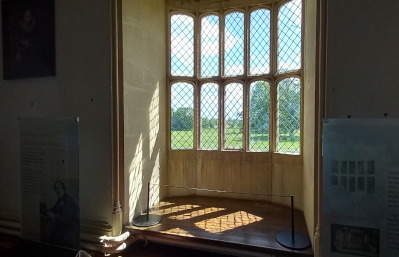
top-left (249, 81), bottom-right (270, 151)
top-left (277, 78), bottom-right (300, 154)
top-left (171, 14), bottom-right (194, 76)
top-left (277, 0), bottom-right (302, 73)
top-left (250, 9), bottom-right (271, 76)
top-left (171, 82), bottom-right (194, 149)
top-left (201, 83), bottom-right (219, 149)
top-left (224, 12), bottom-right (244, 77)
top-left (201, 15), bottom-right (219, 78)
top-left (225, 83), bottom-right (243, 149)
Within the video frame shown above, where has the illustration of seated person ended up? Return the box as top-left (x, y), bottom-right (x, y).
top-left (42, 181), bottom-right (79, 249)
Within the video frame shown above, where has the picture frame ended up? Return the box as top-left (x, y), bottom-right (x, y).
top-left (2, 0), bottom-right (55, 80)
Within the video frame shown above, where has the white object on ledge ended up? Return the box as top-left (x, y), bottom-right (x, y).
top-left (100, 231), bottom-right (130, 246)
top-left (75, 250), bottom-right (92, 257)
top-left (100, 231), bottom-right (135, 255)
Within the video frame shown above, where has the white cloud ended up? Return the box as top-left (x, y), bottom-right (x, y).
top-left (200, 16), bottom-right (243, 57)
top-left (278, 61), bottom-right (301, 72)
top-left (201, 17), bottom-right (219, 38)
top-left (171, 69), bottom-right (193, 77)
top-left (171, 14), bottom-right (194, 27)
top-left (171, 35), bottom-right (194, 67)
top-left (285, 0), bottom-right (302, 25)
top-left (201, 94), bottom-right (219, 117)
top-left (171, 83), bottom-right (194, 109)
top-left (250, 66), bottom-right (270, 75)
top-left (224, 65), bottom-right (244, 76)
top-left (171, 14), bottom-right (246, 73)
top-left (172, 14), bottom-right (243, 61)
top-left (201, 41), bottom-right (219, 57)
top-left (201, 17), bottom-right (219, 57)
top-left (226, 83), bottom-right (243, 100)
top-left (171, 15), bottom-right (194, 70)
top-left (295, 54), bottom-right (301, 63)
top-left (201, 84), bottom-right (219, 113)
top-left (225, 31), bottom-right (243, 51)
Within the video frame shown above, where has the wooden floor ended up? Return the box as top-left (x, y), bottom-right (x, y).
top-left (125, 196), bottom-right (314, 257)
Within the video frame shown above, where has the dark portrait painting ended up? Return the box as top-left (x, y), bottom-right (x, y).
top-left (2, 0), bottom-right (55, 80)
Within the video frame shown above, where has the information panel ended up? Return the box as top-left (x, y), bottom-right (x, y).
top-left (322, 119), bottom-right (399, 257)
top-left (19, 117), bottom-right (80, 250)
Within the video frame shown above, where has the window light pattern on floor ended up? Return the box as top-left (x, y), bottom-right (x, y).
top-left (162, 228), bottom-right (194, 237)
top-left (168, 207), bottom-right (226, 221)
top-left (194, 211), bottom-right (263, 234)
top-left (154, 204), bottom-right (201, 216)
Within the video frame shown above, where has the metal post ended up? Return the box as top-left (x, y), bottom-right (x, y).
top-left (277, 194), bottom-right (310, 249)
top-left (291, 195), bottom-right (294, 242)
top-left (146, 182), bottom-right (150, 221)
top-left (132, 182), bottom-right (161, 227)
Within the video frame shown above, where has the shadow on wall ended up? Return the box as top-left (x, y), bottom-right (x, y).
top-left (128, 82), bottom-right (161, 221)
top-left (149, 83), bottom-right (159, 159)
top-left (128, 133), bottom-right (143, 222)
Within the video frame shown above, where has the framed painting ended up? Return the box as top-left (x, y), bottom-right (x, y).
top-left (2, 0), bottom-right (55, 80)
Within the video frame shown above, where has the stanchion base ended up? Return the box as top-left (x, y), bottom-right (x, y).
top-left (276, 231), bottom-right (311, 250)
top-left (132, 214), bottom-right (162, 227)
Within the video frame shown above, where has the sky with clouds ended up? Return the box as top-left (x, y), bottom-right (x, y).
top-left (171, 0), bottom-right (302, 120)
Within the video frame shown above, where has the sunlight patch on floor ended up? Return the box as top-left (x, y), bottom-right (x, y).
top-left (168, 207), bottom-right (226, 220)
top-left (162, 228), bottom-right (194, 237)
top-left (152, 204), bottom-right (201, 216)
top-left (194, 211), bottom-right (263, 233)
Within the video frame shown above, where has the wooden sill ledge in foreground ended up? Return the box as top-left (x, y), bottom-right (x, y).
top-left (125, 196), bottom-right (314, 257)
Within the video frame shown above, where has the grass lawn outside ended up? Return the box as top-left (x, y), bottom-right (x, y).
top-left (171, 128), bottom-right (300, 154)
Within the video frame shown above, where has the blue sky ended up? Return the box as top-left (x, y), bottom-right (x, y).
top-left (171, 0), bottom-right (302, 119)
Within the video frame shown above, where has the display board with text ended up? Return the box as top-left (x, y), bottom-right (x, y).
top-left (19, 117), bottom-right (80, 250)
top-left (322, 119), bottom-right (399, 257)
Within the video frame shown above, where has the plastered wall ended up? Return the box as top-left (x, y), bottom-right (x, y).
top-left (326, 0), bottom-right (399, 119)
top-left (0, 0), bottom-right (113, 224)
top-left (323, 0), bottom-right (399, 254)
top-left (303, 0), bottom-right (317, 245)
top-left (122, 0), bottom-right (167, 224)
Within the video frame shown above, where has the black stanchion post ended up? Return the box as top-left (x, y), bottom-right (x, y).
top-left (291, 195), bottom-right (294, 242)
top-left (132, 182), bottom-right (162, 227)
top-left (146, 182), bottom-right (150, 221)
top-left (276, 194), bottom-right (310, 250)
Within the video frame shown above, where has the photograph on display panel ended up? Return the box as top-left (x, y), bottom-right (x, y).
top-left (40, 180), bottom-right (79, 249)
top-left (331, 224), bottom-right (379, 257)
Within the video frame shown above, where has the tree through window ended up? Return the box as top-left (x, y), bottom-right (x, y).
top-left (169, 0), bottom-right (302, 154)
